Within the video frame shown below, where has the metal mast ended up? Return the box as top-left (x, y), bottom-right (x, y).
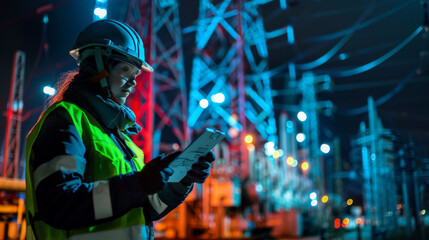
top-left (189, 0), bottom-right (277, 178)
top-left (2, 50), bottom-right (25, 179)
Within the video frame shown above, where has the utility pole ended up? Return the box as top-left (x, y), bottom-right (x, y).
top-left (399, 147), bottom-right (412, 237)
top-left (299, 72), bottom-right (331, 191)
top-left (356, 97), bottom-right (398, 239)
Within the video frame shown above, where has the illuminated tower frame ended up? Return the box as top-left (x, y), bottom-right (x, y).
top-left (188, 0), bottom-right (278, 178)
top-left (2, 50), bottom-right (25, 179)
top-left (126, 0), bottom-right (188, 160)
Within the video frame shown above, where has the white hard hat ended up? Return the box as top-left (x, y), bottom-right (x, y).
top-left (70, 19), bottom-right (153, 72)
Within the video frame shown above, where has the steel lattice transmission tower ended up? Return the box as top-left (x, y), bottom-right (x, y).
top-left (2, 51), bottom-right (25, 179)
top-left (126, 0), bottom-right (188, 160)
top-left (188, 0), bottom-right (277, 178)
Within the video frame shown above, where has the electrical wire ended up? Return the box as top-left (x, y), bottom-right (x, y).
top-left (339, 69), bottom-right (417, 116)
top-left (295, 0), bottom-right (377, 71)
top-left (302, 0), bottom-right (417, 43)
top-left (329, 26), bottom-right (423, 77)
top-left (264, 0), bottom-right (416, 77)
top-left (266, 25), bottom-right (422, 80)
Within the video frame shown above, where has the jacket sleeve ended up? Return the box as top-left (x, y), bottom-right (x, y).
top-left (31, 107), bottom-right (149, 229)
top-left (145, 182), bottom-right (193, 222)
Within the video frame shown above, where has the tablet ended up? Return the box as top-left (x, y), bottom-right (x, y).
top-left (167, 128), bottom-right (225, 183)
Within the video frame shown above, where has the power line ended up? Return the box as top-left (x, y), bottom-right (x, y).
top-left (295, 0), bottom-right (378, 70)
top-left (329, 26), bottom-right (423, 77)
top-left (301, 0), bottom-right (417, 43)
top-left (338, 69), bottom-right (417, 116)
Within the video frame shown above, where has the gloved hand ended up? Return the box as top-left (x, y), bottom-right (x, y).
top-left (180, 151), bottom-right (215, 186)
top-left (138, 151), bottom-right (181, 195)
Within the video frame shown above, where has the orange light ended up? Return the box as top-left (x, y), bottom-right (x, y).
top-left (301, 162), bottom-right (309, 171)
top-left (356, 218), bottom-right (362, 225)
top-left (342, 218), bottom-right (349, 228)
top-left (347, 199), bottom-right (353, 205)
top-left (244, 134), bottom-right (254, 144)
top-left (286, 156), bottom-right (294, 165)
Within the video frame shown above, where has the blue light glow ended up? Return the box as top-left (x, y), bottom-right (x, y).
top-left (199, 99), bottom-right (209, 108)
top-left (43, 86), bottom-right (56, 96)
top-left (297, 111), bottom-right (307, 122)
top-left (286, 25), bottom-right (295, 45)
top-left (43, 14), bottom-right (49, 24)
top-left (320, 144), bottom-right (331, 154)
top-left (265, 141), bottom-right (275, 149)
top-left (211, 93), bottom-right (225, 103)
top-left (339, 53), bottom-right (348, 60)
top-left (291, 159), bottom-right (298, 167)
top-left (296, 133), bottom-right (305, 143)
top-left (280, 0), bottom-right (287, 9)
top-left (94, 8), bottom-right (107, 19)
top-left (311, 200), bottom-right (318, 207)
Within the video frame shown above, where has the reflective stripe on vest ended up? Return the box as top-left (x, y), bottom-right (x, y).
top-left (148, 193), bottom-right (167, 214)
top-left (25, 101), bottom-right (147, 240)
top-left (93, 180), bottom-right (113, 220)
top-left (33, 155), bottom-right (86, 191)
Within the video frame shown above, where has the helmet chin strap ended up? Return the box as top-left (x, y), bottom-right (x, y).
top-left (92, 47), bottom-right (121, 104)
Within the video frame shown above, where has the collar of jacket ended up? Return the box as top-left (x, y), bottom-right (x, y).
top-left (66, 89), bottom-right (142, 135)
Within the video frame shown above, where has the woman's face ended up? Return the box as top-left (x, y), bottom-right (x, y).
top-left (107, 62), bottom-right (141, 105)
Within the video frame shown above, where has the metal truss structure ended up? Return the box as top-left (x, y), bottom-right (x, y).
top-left (357, 97), bottom-right (398, 235)
top-left (2, 50), bottom-right (25, 179)
top-left (188, 0), bottom-right (278, 178)
top-left (126, 0), bottom-right (188, 160)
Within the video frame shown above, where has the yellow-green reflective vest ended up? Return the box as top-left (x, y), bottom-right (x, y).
top-left (25, 101), bottom-right (148, 240)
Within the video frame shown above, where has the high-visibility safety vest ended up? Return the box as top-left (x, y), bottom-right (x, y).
top-left (25, 101), bottom-right (150, 240)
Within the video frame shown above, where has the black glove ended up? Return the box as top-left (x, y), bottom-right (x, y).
top-left (181, 151), bottom-right (215, 186)
top-left (138, 151), bottom-right (181, 195)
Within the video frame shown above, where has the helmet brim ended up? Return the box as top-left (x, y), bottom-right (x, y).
top-left (70, 45), bottom-right (154, 72)
top-left (141, 62), bottom-right (153, 72)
